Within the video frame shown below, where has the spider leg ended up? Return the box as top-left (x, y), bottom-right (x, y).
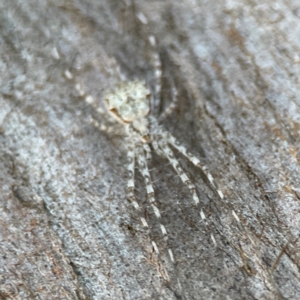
top-left (156, 139), bottom-right (218, 246)
top-left (136, 144), bottom-right (175, 263)
top-left (158, 84), bottom-right (178, 122)
top-left (167, 133), bottom-right (224, 200)
top-left (64, 69), bottom-right (118, 134)
top-left (147, 35), bottom-right (162, 114)
top-left (151, 138), bottom-right (164, 157)
top-left (126, 143), bottom-right (149, 228)
top-left (155, 139), bottom-right (206, 221)
top-left (143, 143), bottom-right (152, 160)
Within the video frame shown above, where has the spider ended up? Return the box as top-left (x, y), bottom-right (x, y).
top-left (63, 23), bottom-right (224, 284)
top-left (103, 70), bottom-right (224, 265)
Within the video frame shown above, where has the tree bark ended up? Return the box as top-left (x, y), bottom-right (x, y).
top-left (1, 0), bottom-right (300, 299)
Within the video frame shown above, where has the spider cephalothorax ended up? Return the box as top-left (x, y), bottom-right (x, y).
top-left (105, 80), bottom-right (152, 143)
top-left (105, 81), bottom-right (150, 120)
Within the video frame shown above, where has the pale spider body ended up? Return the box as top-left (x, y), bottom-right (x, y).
top-left (105, 81), bottom-right (151, 142)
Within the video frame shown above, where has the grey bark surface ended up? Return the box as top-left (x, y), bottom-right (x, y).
top-left (1, 0), bottom-right (300, 299)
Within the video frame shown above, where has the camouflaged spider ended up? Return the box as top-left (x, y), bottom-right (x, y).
top-left (63, 27), bottom-right (224, 281)
top-left (103, 77), bottom-right (224, 264)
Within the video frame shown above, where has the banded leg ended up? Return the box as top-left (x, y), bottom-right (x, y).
top-left (156, 138), bottom-right (217, 245)
top-left (155, 139), bottom-right (206, 221)
top-left (143, 143), bottom-right (152, 160)
top-left (147, 35), bottom-right (163, 114)
top-left (64, 69), bottom-right (106, 117)
top-left (126, 143), bottom-right (148, 228)
top-left (149, 35), bottom-right (162, 96)
top-left (151, 137), bottom-right (164, 157)
top-left (64, 69), bottom-right (119, 135)
top-left (135, 10), bottom-right (162, 111)
top-left (136, 145), bottom-right (175, 263)
top-left (158, 85), bottom-right (178, 122)
top-left (167, 133), bottom-right (224, 200)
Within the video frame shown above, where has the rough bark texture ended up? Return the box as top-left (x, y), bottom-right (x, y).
top-left (1, 0), bottom-right (300, 299)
